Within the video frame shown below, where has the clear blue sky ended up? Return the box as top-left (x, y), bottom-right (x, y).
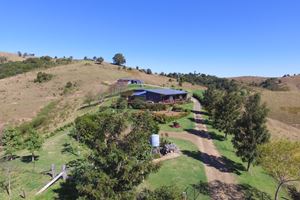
top-left (1, 0), bottom-right (300, 77)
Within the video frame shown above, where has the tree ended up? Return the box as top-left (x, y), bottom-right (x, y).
top-left (201, 86), bottom-right (224, 117)
top-left (69, 111), bottom-right (158, 199)
top-left (1, 128), bottom-right (22, 160)
top-left (17, 51), bottom-right (22, 57)
top-left (146, 68), bottom-right (152, 74)
top-left (258, 140), bottom-right (300, 200)
top-left (83, 56), bottom-right (88, 60)
top-left (93, 56), bottom-right (97, 60)
top-left (112, 53), bottom-right (126, 65)
top-left (232, 93), bottom-right (270, 171)
top-left (213, 92), bottom-right (243, 139)
top-left (96, 57), bottom-right (104, 64)
top-left (25, 129), bottom-right (43, 162)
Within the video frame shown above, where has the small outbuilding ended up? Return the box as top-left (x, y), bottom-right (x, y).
top-left (117, 78), bottom-right (144, 85)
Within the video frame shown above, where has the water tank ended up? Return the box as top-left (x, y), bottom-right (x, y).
top-left (151, 134), bottom-right (160, 147)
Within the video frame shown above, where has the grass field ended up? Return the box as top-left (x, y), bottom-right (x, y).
top-left (0, 128), bottom-right (84, 199)
top-left (139, 138), bottom-right (209, 200)
top-left (202, 113), bottom-right (290, 199)
top-left (159, 102), bottom-right (195, 132)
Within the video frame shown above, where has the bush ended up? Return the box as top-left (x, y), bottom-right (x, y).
top-left (152, 112), bottom-right (189, 124)
top-left (137, 186), bottom-right (182, 200)
top-left (111, 97), bottom-right (127, 109)
top-left (96, 57), bottom-right (104, 64)
top-left (34, 72), bottom-right (53, 83)
top-left (129, 99), bottom-right (167, 111)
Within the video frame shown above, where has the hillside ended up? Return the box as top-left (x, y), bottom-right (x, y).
top-left (0, 51), bottom-right (25, 62)
top-left (0, 60), bottom-right (203, 133)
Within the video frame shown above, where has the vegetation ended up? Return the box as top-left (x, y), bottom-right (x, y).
top-left (96, 57), bottom-right (104, 64)
top-left (112, 53), bottom-right (126, 65)
top-left (129, 99), bottom-right (167, 111)
top-left (111, 97), bottom-right (128, 109)
top-left (259, 78), bottom-right (289, 91)
top-left (232, 93), bottom-right (270, 171)
top-left (1, 128), bottom-right (22, 160)
top-left (64, 111), bottom-right (159, 199)
top-left (137, 186), bottom-right (182, 200)
top-left (83, 91), bottom-right (97, 106)
top-left (0, 56), bottom-right (7, 64)
top-left (0, 56), bottom-right (72, 79)
top-left (258, 140), bottom-right (300, 200)
top-left (34, 72), bottom-right (53, 83)
top-left (24, 129), bottom-right (44, 162)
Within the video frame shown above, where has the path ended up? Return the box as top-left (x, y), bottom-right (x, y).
top-left (160, 98), bottom-right (243, 200)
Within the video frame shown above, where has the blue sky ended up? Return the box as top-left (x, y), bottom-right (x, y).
top-left (1, 0), bottom-right (300, 77)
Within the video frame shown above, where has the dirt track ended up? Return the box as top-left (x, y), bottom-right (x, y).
top-left (160, 98), bottom-right (244, 200)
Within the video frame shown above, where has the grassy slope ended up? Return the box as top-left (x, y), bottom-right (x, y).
top-left (140, 138), bottom-right (209, 200)
top-left (159, 102), bottom-right (195, 132)
top-left (0, 129), bottom-right (84, 199)
top-left (202, 113), bottom-right (290, 199)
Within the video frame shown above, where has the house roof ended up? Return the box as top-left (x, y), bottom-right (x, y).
top-left (144, 89), bottom-right (187, 95)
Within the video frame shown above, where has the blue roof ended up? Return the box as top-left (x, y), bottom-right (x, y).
top-left (144, 89), bottom-right (187, 95)
top-left (132, 91), bottom-right (147, 96)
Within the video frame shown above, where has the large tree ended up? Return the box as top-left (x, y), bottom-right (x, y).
top-left (213, 91), bottom-right (243, 139)
top-left (258, 140), bottom-right (300, 200)
top-left (232, 93), bottom-right (270, 171)
top-left (70, 111), bottom-right (158, 199)
top-left (25, 129), bottom-right (43, 162)
top-left (201, 86), bottom-right (224, 117)
top-left (112, 53), bottom-right (126, 65)
top-left (1, 128), bottom-right (22, 160)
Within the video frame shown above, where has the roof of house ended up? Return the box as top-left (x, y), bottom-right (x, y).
top-left (132, 91), bottom-right (147, 96)
top-left (144, 89), bottom-right (187, 95)
top-left (118, 78), bottom-right (143, 82)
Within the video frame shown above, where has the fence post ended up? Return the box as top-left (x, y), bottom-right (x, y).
top-left (62, 165), bottom-right (67, 180)
top-left (51, 164), bottom-right (56, 179)
top-left (182, 192), bottom-right (187, 200)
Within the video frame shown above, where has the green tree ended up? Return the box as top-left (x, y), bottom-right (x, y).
top-left (232, 93), bottom-right (270, 171)
top-left (113, 53), bottom-right (126, 65)
top-left (25, 129), bottom-right (43, 162)
top-left (213, 92), bottom-right (243, 139)
top-left (69, 111), bottom-right (158, 199)
top-left (1, 128), bottom-right (22, 160)
top-left (96, 57), bottom-right (104, 64)
top-left (146, 68), bottom-right (152, 74)
top-left (201, 86), bottom-right (224, 117)
top-left (258, 140), bottom-right (300, 200)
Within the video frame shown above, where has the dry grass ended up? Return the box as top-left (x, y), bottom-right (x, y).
top-left (267, 118), bottom-right (300, 141)
top-left (0, 61), bottom-right (202, 133)
top-left (0, 51), bottom-right (25, 62)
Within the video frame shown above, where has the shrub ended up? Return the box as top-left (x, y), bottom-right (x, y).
top-left (0, 56), bottom-right (7, 64)
top-left (137, 186), bottom-right (182, 200)
top-left (152, 112), bottom-right (189, 124)
top-left (129, 99), bottom-right (167, 111)
top-left (111, 97), bottom-right (127, 109)
top-left (34, 72), bottom-right (53, 83)
top-left (96, 57), bottom-right (104, 64)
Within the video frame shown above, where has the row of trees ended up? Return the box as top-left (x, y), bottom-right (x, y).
top-left (201, 87), bottom-right (269, 171)
top-left (201, 87), bottom-right (300, 200)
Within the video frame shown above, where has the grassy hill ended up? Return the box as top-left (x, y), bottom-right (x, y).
top-left (0, 59), bottom-right (203, 134)
top-left (0, 52), bottom-right (25, 62)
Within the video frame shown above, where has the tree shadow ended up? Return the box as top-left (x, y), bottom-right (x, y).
top-left (185, 128), bottom-right (225, 141)
top-left (182, 150), bottom-right (245, 175)
top-left (20, 155), bottom-right (39, 163)
top-left (61, 143), bottom-right (78, 156)
top-left (53, 177), bottom-right (78, 200)
top-left (191, 110), bottom-right (209, 116)
top-left (188, 180), bottom-right (272, 200)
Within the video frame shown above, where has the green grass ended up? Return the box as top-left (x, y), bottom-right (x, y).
top-left (0, 129), bottom-right (84, 200)
top-left (202, 113), bottom-right (290, 200)
top-left (140, 138), bottom-right (209, 200)
top-left (159, 102), bottom-right (195, 132)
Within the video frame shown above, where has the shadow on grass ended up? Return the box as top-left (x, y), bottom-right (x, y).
top-left (20, 155), bottom-right (39, 163)
top-left (191, 110), bottom-right (209, 116)
top-left (182, 150), bottom-right (245, 175)
top-left (187, 180), bottom-right (272, 200)
top-left (185, 128), bottom-right (224, 141)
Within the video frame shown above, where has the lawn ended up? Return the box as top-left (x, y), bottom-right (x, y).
top-left (139, 138), bottom-right (210, 200)
top-left (201, 112), bottom-right (290, 200)
top-left (0, 129), bottom-right (84, 200)
top-left (159, 102), bottom-right (195, 132)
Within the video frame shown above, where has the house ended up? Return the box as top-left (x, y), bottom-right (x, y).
top-left (117, 78), bottom-right (144, 85)
top-left (124, 88), bottom-right (188, 104)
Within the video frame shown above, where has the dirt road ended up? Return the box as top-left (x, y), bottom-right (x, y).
top-left (160, 98), bottom-right (244, 199)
